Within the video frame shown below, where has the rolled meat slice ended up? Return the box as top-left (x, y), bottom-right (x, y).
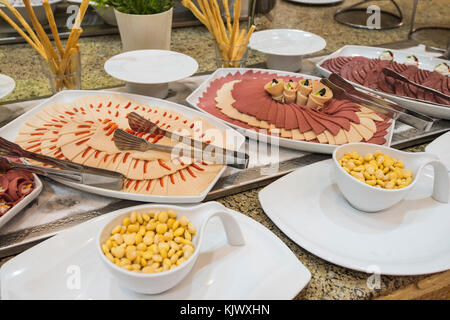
top-left (306, 81), bottom-right (333, 109)
top-left (0, 193), bottom-right (13, 216)
top-left (0, 175), bottom-right (9, 194)
top-left (283, 80), bottom-right (299, 104)
top-left (264, 79), bottom-right (285, 102)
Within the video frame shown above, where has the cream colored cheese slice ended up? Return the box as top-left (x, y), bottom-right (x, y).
top-left (334, 129), bottom-right (348, 145)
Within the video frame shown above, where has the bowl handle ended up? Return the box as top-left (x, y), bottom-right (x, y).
top-left (420, 160), bottom-right (449, 204)
top-left (200, 211), bottom-right (246, 246)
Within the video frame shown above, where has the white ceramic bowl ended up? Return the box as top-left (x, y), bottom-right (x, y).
top-left (249, 29), bottom-right (326, 72)
top-left (332, 143), bottom-right (449, 212)
top-left (1, 0), bottom-right (61, 26)
top-left (97, 203), bottom-right (245, 294)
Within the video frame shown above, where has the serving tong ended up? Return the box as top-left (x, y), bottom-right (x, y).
top-left (382, 68), bottom-right (450, 103)
top-left (0, 137), bottom-right (124, 191)
top-left (322, 73), bottom-right (435, 132)
top-left (114, 112), bottom-right (249, 169)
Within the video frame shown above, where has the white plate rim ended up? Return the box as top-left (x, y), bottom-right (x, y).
top-left (0, 173), bottom-right (42, 230)
top-left (249, 29), bottom-right (327, 56)
top-left (0, 202), bottom-right (311, 299)
top-left (425, 131), bottom-right (450, 172)
top-left (0, 90), bottom-right (245, 203)
top-left (0, 74), bottom-right (15, 100)
top-left (286, 0), bottom-right (343, 4)
top-left (315, 45), bottom-right (450, 119)
top-left (104, 50), bottom-right (199, 84)
top-left (186, 67), bottom-right (395, 154)
top-left (259, 159), bottom-right (450, 276)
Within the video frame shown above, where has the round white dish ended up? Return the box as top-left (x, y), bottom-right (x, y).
top-left (425, 131), bottom-right (450, 171)
top-left (0, 202), bottom-right (311, 299)
top-left (0, 0), bottom-right (61, 25)
top-left (104, 50), bottom-right (198, 98)
top-left (0, 74), bottom-right (15, 100)
top-left (249, 29), bottom-right (326, 71)
top-left (259, 159), bottom-right (450, 275)
top-left (104, 50), bottom-right (198, 84)
top-left (286, 0), bottom-right (343, 4)
top-left (67, 0), bottom-right (117, 25)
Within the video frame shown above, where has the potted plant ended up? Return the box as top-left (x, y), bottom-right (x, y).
top-left (96, 0), bottom-right (174, 51)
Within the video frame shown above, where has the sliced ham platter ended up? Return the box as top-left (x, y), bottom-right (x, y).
top-left (187, 68), bottom-right (394, 154)
top-left (316, 45), bottom-right (450, 120)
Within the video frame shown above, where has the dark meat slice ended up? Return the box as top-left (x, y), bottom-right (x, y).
top-left (292, 106), bottom-right (312, 133)
top-left (300, 108), bottom-right (327, 135)
top-left (284, 105), bottom-right (299, 130)
top-left (275, 104), bottom-right (286, 129)
top-left (307, 110), bottom-right (345, 135)
top-left (267, 100), bottom-right (279, 125)
top-left (254, 96), bottom-right (272, 121)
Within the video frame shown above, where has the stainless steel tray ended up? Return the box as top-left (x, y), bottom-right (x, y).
top-left (0, 53), bottom-right (449, 258)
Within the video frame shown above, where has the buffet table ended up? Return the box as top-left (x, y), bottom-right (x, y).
top-left (0, 0), bottom-right (449, 300)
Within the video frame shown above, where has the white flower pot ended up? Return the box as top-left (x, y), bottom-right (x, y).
top-left (114, 8), bottom-right (173, 52)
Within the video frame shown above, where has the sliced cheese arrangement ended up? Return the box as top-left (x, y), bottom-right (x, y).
top-left (196, 70), bottom-right (392, 146)
top-left (14, 93), bottom-right (231, 196)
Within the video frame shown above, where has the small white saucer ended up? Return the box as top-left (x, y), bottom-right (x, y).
top-left (0, 74), bottom-right (15, 100)
top-left (249, 29), bottom-right (326, 72)
top-left (104, 50), bottom-right (198, 98)
top-left (286, 0), bottom-right (343, 5)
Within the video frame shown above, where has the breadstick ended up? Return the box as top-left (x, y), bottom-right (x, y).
top-left (23, 0), bottom-right (59, 64)
top-left (0, 8), bottom-right (46, 59)
top-left (222, 0), bottom-right (232, 35)
top-left (211, 0), bottom-right (228, 44)
top-left (64, 0), bottom-right (88, 60)
top-left (230, 0), bottom-right (240, 51)
top-left (243, 25), bottom-right (255, 45)
top-left (63, 27), bottom-right (82, 61)
top-left (182, 0), bottom-right (210, 31)
top-left (0, 0), bottom-right (43, 51)
top-left (43, 0), bottom-right (64, 58)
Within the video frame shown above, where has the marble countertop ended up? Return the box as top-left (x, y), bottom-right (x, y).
top-left (0, 0), bottom-right (448, 300)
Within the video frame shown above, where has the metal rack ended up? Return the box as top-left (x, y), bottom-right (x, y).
top-left (334, 0), bottom-right (403, 30)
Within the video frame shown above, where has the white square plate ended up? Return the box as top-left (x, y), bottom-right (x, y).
top-left (259, 159), bottom-right (450, 275)
top-left (0, 202), bottom-right (311, 299)
top-left (0, 90), bottom-right (245, 203)
top-left (186, 68), bottom-right (394, 154)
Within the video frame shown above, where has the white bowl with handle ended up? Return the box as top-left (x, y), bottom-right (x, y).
top-left (97, 202), bottom-right (245, 294)
top-left (332, 143), bottom-right (449, 212)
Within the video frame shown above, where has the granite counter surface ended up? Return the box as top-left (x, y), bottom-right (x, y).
top-left (0, 0), bottom-right (449, 300)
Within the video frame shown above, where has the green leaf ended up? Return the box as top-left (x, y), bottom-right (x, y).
top-left (94, 0), bottom-right (174, 14)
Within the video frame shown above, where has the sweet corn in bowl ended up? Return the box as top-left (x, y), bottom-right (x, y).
top-left (338, 151), bottom-right (413, 189)
top-left (97, 205), bottom-right (202, 295)
top-left (101, 210), bottom-right (196, 274)
top-left (332, 143), bottom-right (447, 212)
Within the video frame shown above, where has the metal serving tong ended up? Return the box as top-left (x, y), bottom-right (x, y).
top-left (382, 68), bottom-right (450, 104)
top-left (0, 137), bottom-right (124, 190)
top-left (323, 73), bottom-right (435, 132)
top-left (113, 112), bottom-right (249, 169)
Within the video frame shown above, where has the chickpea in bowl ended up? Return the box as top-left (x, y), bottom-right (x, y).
top-left (101, 210), bottom-right (196, 274)
top-left (332, 143), bottom-right (449, 212)
top-left (97, 203), bottom-right (245, 294)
